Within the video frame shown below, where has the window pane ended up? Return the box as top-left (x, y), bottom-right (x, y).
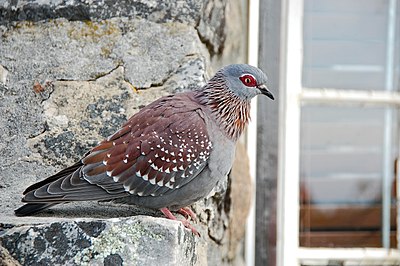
top-left (302, 0), bottom-right (400, 90)
top-left (299, 105), bottom-right (398, 247)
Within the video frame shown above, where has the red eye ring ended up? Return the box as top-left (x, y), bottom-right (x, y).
top-left (239, 74), bottom-right (257, 87)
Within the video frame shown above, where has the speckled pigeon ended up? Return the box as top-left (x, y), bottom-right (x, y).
top-left (15, 64), bottom-right (274, 234)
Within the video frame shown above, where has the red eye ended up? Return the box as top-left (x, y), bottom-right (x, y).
top-left (239, 74), bottom-right (257, 87)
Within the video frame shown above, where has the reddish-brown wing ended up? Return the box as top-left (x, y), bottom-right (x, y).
top-left (81, 93), bottom-right (213, 197)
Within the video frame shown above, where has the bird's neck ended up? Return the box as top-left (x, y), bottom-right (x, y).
top-left (195, 78), bottom-right (251, 141)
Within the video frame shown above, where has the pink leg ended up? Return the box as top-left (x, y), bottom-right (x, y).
top-left (177, 207), bottom-right (197, 221)
top-left (160, 207), bottom-right (200, 236)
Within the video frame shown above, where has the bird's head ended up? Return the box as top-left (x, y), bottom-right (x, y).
top-left (195, 64), bottom-right (274, 140)
top-left (218, 64), bottom-right (274, 101)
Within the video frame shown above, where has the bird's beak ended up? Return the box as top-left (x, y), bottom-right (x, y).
top-left (257, 84), bottom-right (274, 100)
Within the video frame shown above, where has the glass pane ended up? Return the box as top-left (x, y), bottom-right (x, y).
top-left (302, 0), bottom-right (400, 90)
top-left (299, 105), bottom-right (398, 248)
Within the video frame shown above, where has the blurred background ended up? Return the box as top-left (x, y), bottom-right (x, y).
top-left (255, 0), bottom-right (400, 265)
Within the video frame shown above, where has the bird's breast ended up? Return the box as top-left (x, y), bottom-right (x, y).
top-left (206, 120), bottom-right (237, 179)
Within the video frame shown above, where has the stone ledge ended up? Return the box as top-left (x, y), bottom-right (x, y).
top-left (1, 215), bottom-right (206, 266)
top-left (0, 0), bottom-right (202, 26)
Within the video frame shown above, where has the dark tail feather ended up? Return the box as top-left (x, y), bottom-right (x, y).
top-left (14, 203), bottom-right (58, 217)
top-left (23, 160), bottom-right (84, 194)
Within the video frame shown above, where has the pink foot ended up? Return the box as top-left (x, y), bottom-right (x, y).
top-left (160, 207), bottom-right (200, 236)
top-left (177, 207), bottom-right (197, 221)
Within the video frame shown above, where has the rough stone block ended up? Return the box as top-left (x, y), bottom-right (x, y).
top-left (1, 216), bottom-right (206, 265)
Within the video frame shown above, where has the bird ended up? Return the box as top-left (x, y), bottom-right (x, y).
top-left (15, 64), bottom-right (274, 235)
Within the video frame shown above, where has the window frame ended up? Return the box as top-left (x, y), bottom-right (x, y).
top-left (277, 0), bottom-right (400, 265)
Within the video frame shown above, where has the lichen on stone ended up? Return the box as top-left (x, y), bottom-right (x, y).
top-left (73, 218), bottom-right (169, 265)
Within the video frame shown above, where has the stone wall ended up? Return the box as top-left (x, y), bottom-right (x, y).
top-left (0, 0), bottom-right (251, 265)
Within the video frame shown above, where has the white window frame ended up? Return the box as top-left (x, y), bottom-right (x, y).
top-left (245, 0), bottom-right (261, 265)
top-left (277, 0), bottom-right (400, 265)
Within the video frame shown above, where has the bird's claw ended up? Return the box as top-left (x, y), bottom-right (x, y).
top-left (180, 219), bottom-right (200, 236)
top-left (177, 207), bottom-right (197, 221)
top-left (160, 207), bottom-right (200, 236)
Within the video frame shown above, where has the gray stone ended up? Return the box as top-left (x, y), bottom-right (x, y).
top-left (0, 64), bottom-right (7, 84)
top-left (1, 216), bottom-right (206, 266)
top-left (0, 18), bottom-right (207, 88)
top-left (0, 0), bottom-right (203, 26)
top-left (0, 0), bottom-right (228, 62)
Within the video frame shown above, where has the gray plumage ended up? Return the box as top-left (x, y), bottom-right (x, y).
top-left (15, 64), bottom-right (274, 232)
